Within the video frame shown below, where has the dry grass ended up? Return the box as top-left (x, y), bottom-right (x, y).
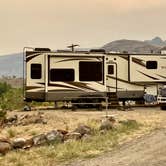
top-left (0, 119), bottom-right (140, 166)
top-left (0, 107), bottom-right (166, 165)
top-left (1, 107), bottom-right (166, 139)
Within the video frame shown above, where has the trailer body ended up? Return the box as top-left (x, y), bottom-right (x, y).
top-left (24, 49), bottom-right (166, 104)
top-left (25, 50), bottom-right (106, 102)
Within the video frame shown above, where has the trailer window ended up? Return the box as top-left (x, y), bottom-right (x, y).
top-left (50, 69), bottom-right (74, 81)
top-left (108, 65), bottom-right (114, 75)
top-left (146, 61), bottom-right (157, 69)
top-left (31, 64), bottom-right (42, 79)
top-left (79, 62), bottom-right (102, 81)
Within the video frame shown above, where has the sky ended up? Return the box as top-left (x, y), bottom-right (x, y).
top-left (1, 0), bottom-right (166, 55)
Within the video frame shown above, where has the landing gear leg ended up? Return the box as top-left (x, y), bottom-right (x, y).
top-left (54, 101), bottom-right (58, 109)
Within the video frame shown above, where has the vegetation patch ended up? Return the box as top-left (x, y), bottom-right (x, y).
top-left (0, 119), bottom-right (141, 166)
top-left (0, 82), bottom-right (53, 111)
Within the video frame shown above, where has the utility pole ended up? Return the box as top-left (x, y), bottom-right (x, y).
top-left (67, 44), bottom-right (79, 52)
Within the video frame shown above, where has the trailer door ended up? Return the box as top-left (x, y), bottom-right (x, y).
top-left (106, 63), bottom-right (117, 92)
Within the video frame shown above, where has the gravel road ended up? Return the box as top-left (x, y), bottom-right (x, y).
top-left (66, 128), bottom-right (166, 166)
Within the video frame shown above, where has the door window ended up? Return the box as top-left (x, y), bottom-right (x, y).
top-left (108, 65), bottom-right (114, 75)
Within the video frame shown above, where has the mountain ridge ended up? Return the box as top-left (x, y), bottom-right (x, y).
top-left (102, 37), bottom-right (166, 53)
top-left (0, 37), bottom-right (166, 77)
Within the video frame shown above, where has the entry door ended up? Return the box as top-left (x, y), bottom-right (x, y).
top-left (106, 63), bottom-right (117, 92)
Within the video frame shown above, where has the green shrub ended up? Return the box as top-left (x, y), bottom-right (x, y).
top-left (0, 82), bottom-right (11, 96)
top-left (0, 88), bottom-right (24, 110)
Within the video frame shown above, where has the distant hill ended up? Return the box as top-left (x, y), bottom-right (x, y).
top-left (0, 37), bottom-right (166, 78)
top-left (102, 39), bottom-right (161, 54)
top-left (0, 53), bottom-right (22, 77)
top-left (145, 37), bottom-right (166, 47)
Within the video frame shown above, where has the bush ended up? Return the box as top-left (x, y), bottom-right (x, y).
top-left (0, 82), bottom-right (11, 97)
top-left (0, 88), bottom-right (24, 110)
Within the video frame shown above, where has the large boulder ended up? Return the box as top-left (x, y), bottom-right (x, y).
top-left (45, 130), bottom-right (63, 143)
top-left (32, 134), bottom-right (47, 146)
top-left (100, 119), bottom-right (114, 131)
top-left (6, 115), bottom-right (18, 123)
top-left (0, 142), bottom-right (11, 155)
top-left (18, 113), bottom-right (47, 126)
top-left (57, 129), bottom-right (68, 135)
top-left (0, 137), bottom-right (12, 155)
top-left (12, 138), bottom-right (26, 149)
top-left (74, 124), bottom-right (91, 136)
top-left (65, 132), bottom-right (82, 140)
top-left (24, 138), bottom-right (34, 149)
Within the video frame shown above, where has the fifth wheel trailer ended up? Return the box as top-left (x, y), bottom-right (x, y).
top-left (23, 48), bottom-right (166, 107)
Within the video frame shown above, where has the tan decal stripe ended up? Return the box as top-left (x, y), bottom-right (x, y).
top-left (67, 82), bottom-right (98, 92)
top-left (156, 74), bottom-right (166, 79)
top-left (38, 82), bottom-right (80, 90)
top-left (55, 58), bottom-right (94, 63)
top-left (26, 86), bottom-right (44, 90)
top-left (26, 53), bottom-right (41, 62)
top-left (132, 57), bottom-right (146, 67)
top-left (48, 83), bottom-right (79, 90)
top-left (119, 56), bottom-right (129, 61)
top-left (107, 85), bottom-right (123, 90)
top-left (107, 75), bottom-right (143, 86)
top-left (137, 71), bottom-right (159, 80)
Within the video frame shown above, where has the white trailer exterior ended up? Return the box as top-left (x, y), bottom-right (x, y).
top-left (24, 49), bottom-right (106, 102)
top-left (106, 54), bottom-right (166, 101)
top-left (24, 48), bottom-right (166, 104)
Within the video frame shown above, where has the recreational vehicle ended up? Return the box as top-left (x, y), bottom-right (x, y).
top-left (23, 48), bottom-right (166, 108)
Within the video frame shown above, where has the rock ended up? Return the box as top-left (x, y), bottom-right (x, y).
top-left (32, 134), bottom-right (47, 146)
top-left (74, 124), bottom-right (91, 136)
top-left (24, 138), bottom-right (34, 149)
top-left (82, 134), bottom-right (91, 141)
top-left (6, 115), bottom-right (18, 123)
top-left (0, 142), bottom-right (12, 155)
top-left (18, 113), bottom-right (47, 126)
top-left (12, 138), bottom-right (26, 149)
top-left (0, 137), bottom-right (12, 155)
top-left (65, 132), bottom-right (82, 140)
top-left (45, 130), bottom-right (63, 143)
top-left (23, 105), bottom-right (31, 111)
top-left (57, 129), bottom-right (68, 135)
top-left (0, 137), bottom-right (11, 144)
top-left (100, 119), bottom-right (114, 130)
top-left (34, 118), bottom-right (44, 124)
top-left (5, 115), bottom-right (18, 126)
top-left (42, 119), bottom-right (47, 124)
top-left (19, 114), bottom-right (29, 121)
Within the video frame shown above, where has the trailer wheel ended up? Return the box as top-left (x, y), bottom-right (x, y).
top-left (71, 105), bottom-right (77, 111)
top-left (160, 106), bottom-right (166, 110)
top-left (97, 104), bottom-right (103, 111)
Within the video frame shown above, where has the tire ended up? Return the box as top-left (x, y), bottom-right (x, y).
top-left (97, 104), bottom-right (103, 111)
top-left (160, 106), bottom-right (166, 110)
top-left (136, 100), bottom-right (145, 105)
top-left (71, 105), bottom-right (77, 111)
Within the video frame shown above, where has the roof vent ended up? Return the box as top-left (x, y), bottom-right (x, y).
top-left (34, 48), bottom-right (51, 52)
top-left (89, 49), bottom-right (105, 53)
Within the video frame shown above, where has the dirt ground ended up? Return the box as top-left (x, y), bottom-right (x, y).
top-left (1, 106), bottom-right (166, 166)
top-left (67, 128), bottom-right (166, 166)
top-left (1, 106), bottom-right (166, 140)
